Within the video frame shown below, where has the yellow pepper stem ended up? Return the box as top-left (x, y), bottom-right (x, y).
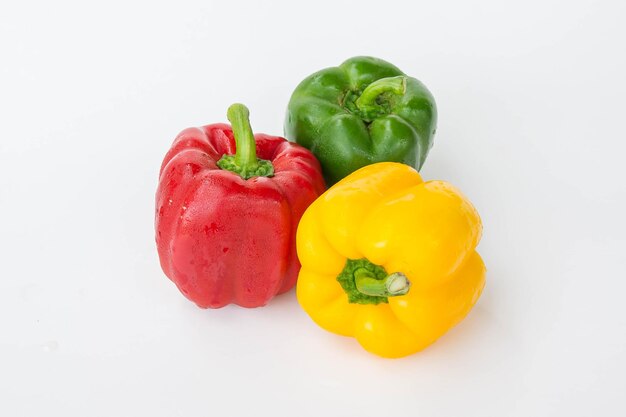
top-left (354, 268), bottom-right (411, 297)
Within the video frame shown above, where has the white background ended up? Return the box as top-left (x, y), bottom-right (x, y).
top-left (1, 0), bottom-right (625, 416)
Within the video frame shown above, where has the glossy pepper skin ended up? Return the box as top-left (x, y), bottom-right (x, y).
top-left (156, 104), bottom-right (325, 308)
top-left (296, 162), bottom-right (485, 358)
top-left (285, 56), bottom-right (437, 186)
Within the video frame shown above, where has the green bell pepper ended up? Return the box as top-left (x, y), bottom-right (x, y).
top-left (284, 56), bottom-right (437, 185)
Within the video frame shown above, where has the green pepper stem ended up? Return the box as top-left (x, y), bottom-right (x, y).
top-left (227, 103), bottom-right (259, 172)
top-left (354, 268), bottom-right (410, 297)
top-left (355, 76), bottom-right (407, 110)
top-left (217, 104), bottom-right (274, 179)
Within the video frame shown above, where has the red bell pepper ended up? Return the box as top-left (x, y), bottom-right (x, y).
top-left (155, 104), bottom-right (325, 308)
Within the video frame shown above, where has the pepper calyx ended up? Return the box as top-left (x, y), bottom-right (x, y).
top-left (337, 258), bottom-right (410, 305)
top-left (217, 103), bottom-right (275, 180)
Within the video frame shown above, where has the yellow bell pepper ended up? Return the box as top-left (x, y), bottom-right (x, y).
top-left (296, 162), bottom-right (485, 358)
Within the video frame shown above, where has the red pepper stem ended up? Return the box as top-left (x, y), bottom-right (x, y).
top-left (355, 76), bottom-right (407, 110)
top-left (217, 104), bottom-right (274, 179)
top-left (354, 268), bottom-right (410, 297)
top-left (227, 103), bottom-right (259, 171)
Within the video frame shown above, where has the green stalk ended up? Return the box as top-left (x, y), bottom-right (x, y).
top-left (217, 103), bottom-right (274, 179)
top-left (353, 268), bottom-right (411, 297)
top-left (355, 75), bottom-right (407, 111)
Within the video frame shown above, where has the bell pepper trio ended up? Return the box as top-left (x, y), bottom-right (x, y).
top-left (156, 57), bottom-right (485, 358)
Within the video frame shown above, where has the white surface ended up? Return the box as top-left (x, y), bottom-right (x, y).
top-left (1, 1), bottom-right (625, 416)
